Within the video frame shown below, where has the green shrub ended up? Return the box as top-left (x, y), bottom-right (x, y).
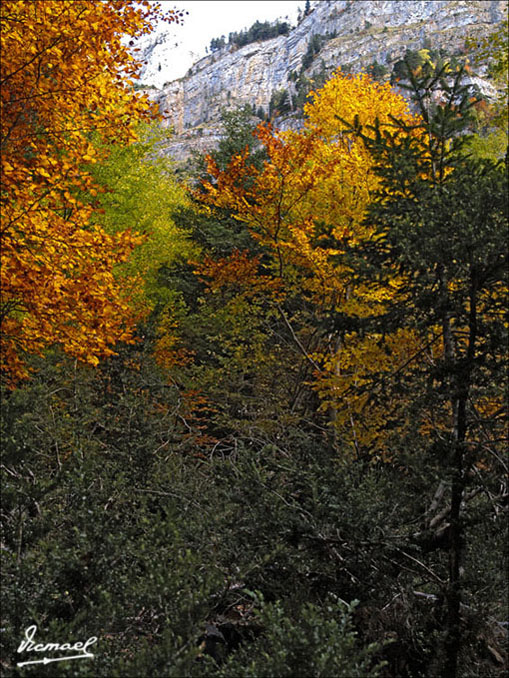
top-left (217, 596), bottom-right (385, 677)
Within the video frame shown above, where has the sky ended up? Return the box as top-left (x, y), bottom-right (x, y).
top-left (142, 1), bottom-right (304, 85)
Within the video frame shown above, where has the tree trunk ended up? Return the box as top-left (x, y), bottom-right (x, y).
top-left (441, 270), bottom-right (478, 678)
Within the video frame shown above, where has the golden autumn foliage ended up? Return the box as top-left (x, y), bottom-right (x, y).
top-left (199, 71), bottom-right (418, 310)
top-left (0, 0), bottom-right (184, 383)
top-left (197, 70), bottom-right (424, 454)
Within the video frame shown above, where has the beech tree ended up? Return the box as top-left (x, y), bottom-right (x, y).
top-left (87, 124), bottom-right (197, 312)
top-left (196, 69), bottom-right (424, 451)
top-left (0, 0), bottom-right (184, 383)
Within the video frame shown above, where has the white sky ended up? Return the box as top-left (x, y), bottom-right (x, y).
top-left (155, 1), bottom-right (304, 81)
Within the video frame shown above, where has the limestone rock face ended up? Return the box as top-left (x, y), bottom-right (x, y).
top-left (141, 1), bottom-right (506, 162)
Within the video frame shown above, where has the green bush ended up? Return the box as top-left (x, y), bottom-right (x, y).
top-left (217, 596), bottom-right (385, 677)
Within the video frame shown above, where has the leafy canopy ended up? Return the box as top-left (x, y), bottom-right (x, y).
top-left (196, 70), bottom-right (421, 454)
top-left (0, 0), bottom-right (183, 383)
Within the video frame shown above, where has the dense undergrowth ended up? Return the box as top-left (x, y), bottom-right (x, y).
top-left (1, 344), bottom-right (507, 676)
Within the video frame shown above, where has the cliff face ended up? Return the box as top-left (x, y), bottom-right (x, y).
top-left (142, 1), bottom-right (506, 162)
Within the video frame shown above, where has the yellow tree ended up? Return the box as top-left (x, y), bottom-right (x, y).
top-left (0, 0), bottom-right (183, 383)
top-left (197, 70), bottom-right (424, 455)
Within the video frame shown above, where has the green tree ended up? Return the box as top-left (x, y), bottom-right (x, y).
top-left (269, 88), bottom-right (292, 117)
top-left (210, 105), bottom-right (266, 172)
top-left (345, 60), bottom-right (508, 677)
top-left (87, 124), bottom-right (197, 312)
top-left (367, 60), bottom-right (388, 82)
top-left (191, 105), bottom-right (266, 182)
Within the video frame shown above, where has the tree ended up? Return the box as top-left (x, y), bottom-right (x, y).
top-left (367, 60), bottom-right (388, 82)
top-left (210, 36), bottom-right (226, 52)
top-left (469, 19), bottom-right (508, 119)
top-left (269, 88), bottom-right (292, 117)
top-left (0, 0), bottom-right (183, 384)
top-left (301, 33), bottom-right (327, 70)
top-left (88, 123), bottom-right (196, 312)
top-left (345, 60), bottom-right (508, 677)
top-left (186, 105), bottom-right (267, 258)
top-left (204, 105), bottom-right (266, 174)
top-left (196, 70), bottom-right (421, 451)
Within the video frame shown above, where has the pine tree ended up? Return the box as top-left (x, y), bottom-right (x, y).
top-left (345, 60), bottom-right (508, 678)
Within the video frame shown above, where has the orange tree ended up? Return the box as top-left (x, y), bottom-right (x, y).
top-left (0, 0), bottom-right (183, 383)
top-left (196, 69), bottom-right (424, 454)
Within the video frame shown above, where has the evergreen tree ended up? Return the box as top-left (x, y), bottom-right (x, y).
top-left (344, 60), bottom-right (508, 678)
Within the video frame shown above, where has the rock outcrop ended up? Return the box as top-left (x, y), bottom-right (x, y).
top-left (140, 1), bottom-right (506, 162)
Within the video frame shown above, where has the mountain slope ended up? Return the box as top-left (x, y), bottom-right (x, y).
top-left (138, 0), bottom-right (506, 162)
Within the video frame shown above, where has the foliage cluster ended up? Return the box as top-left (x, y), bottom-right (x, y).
top-left (367, 60), bottom-right (388, 81)
top-left (301, 32), bottom-right (337, 71)
top-left (0, 0), bottom-right (183, 384)
top-left (190, 106), bottom-right (267, 181)
top-left (272, 62), bottom-right (333, 120)
top-left (268, 88), bottom-right (293, 117)
top-left (2, 353), bottom-right (507, 676)
top-left (390, 46), bottom-right (470, 85)
top-left (209, 20), bottom-right (290, 53)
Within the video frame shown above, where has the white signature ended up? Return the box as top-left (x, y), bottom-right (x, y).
top-left (16, 624), bottom-right (97, 667)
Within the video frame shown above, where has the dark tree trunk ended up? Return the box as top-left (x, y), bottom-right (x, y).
top-left (442, 270), bottom-right (478, 678)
